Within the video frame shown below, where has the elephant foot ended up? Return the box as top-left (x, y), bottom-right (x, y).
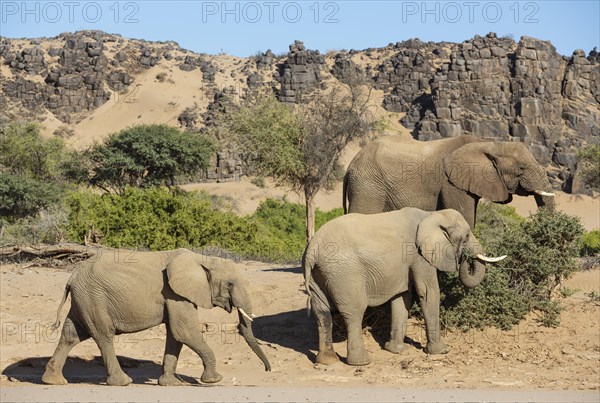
top-left (106, 372), bottom-right (133, 386)
top-left (384, 339), bottom-right (407, 354)
top-left (346, 350), bottom-right (371, 366)
top-left (425, 341), bottom-right (449, 355)
top-left (316, 350), bottom-right (339, 365)
top-left (41, 369), bottom-right (68, 385)
top-left (158, 373), bottom-right (184, 386)
top-left (200, 369), bottom-right (223, 384)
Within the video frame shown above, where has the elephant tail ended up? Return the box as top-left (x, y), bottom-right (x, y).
top-left (302, 246), bottom-right (315, 313)
top-left (303, 244), bottom-right (330, 316)
top-left (342, 172), bottom-right (349, 214)
top-left (52, 282), bottom-right (71, 330)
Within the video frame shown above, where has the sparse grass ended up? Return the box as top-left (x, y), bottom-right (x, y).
top-left (586, 291), bottom-right (600, 304)
top-left (250, 176), bottom-right (266, 188)
top-left (558, 286), bottom-right (580, 298)
top-left (53, 126), bottom-right (75, 139)
top-left (156, 72), bottom-right (167, 82)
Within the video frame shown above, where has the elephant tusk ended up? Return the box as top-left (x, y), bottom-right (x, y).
top-left (238, 307), bottom-right (254, 322)
top-left (535, 190), bottom-right (555, 197)
top-left (476, 254), bottom-right (507, 263)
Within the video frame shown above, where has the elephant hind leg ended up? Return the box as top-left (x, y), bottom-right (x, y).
top-left (42, 313), bottom-right (91, 385)
top-left (311, 293), bottom-right (338, 365)
top-left (342, 308), bottom-right (371, 366)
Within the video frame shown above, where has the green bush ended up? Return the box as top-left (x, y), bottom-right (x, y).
top-left (249, 198), bottom-right (343, 262)
top-left (65, 189), bottom-right (342, 262)
top-left (439, 206), bottom-right (584, 329)
top-left (0, 122), bottom-right (66, 181)
top-left (67, 187), bottom-right (256, 252)
top-left (581, 230), bottom-right (600, 256)
top-left (474, 202), bottom-right (524, 250)
top-left (578, 144), bottom-right (600, 191)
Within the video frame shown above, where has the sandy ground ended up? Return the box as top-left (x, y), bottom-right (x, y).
top-left (0, 260), bottom-right (598, 401)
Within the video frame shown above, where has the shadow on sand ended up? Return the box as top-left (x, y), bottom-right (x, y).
top-left (262, 266), bottom-right (303, 274)
top-left (252, 308), bottom-right (318, 362)
top-left (252, 304), bottom-right (425, 365)
top-left (2, 356), bottom-right (200, 385)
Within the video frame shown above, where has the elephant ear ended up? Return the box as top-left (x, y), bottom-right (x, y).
top-left (416, 211), bottom-right (459, 272)
top-left (444, 143), bottom-right (509, 202)
top-left (201, 263), bottom-right (233, 310)
top-left (166, 252), bottom-right (213, 309)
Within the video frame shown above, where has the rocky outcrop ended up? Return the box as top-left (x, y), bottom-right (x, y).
top-left (209, 146), bottom-right (244, 182)
top-left (391, 33), bottom-right (599, 191)
top-left (276, 40), bottom-right (325, 103)
top-left (374, 39), bottom-right (448, 112)
top-left (0, 31), bottom-right (184, 123)
top-left (4, 47), bottom-right (47, 75)
top-left (255, 49), bottom-right (274, 70)
top-left (331, 53), bottom-right (364, 84)
top-left (178, 55), bottom-right (216, 82)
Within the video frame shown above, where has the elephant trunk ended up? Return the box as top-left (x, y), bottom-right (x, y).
top-left (459, 258), bottom-right (486, 288)
top-left (459, 237), bottom-right (486, 288)
top-left (232, 290), bottom-right (271, 371)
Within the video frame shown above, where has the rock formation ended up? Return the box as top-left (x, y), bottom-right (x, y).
top-left (1, 32), bottom-right (598, 191)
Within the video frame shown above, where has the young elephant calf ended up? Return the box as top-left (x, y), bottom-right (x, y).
top-left (303, 208), bottom-right (505, 366)
top-left (42, 248), bottom-right (270, 386)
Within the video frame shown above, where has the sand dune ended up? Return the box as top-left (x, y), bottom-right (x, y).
top-left (70, 65), bottom-right (208, 149)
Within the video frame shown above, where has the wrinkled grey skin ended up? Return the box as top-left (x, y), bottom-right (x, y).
top-left (304, 208), bottom-right (492, 366)
top-left (343, 136), bottom-right (555, 228)
top-left (42, 249), bottom-right (270, 386)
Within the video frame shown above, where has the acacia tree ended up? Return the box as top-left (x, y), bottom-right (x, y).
top-left (0, 122), bottom-right (69, 220)
top-left (85, 124), bottom-right (215, 194)
top-left (220, 81), bottom-right (380, 241)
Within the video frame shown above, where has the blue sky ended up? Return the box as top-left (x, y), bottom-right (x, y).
top-left (1, 1), bottom-right (598, 56)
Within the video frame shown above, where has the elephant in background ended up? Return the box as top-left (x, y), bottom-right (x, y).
top-left (42, 249), bottom-right (270, 386)
top-left (343, 135), bottom-right (555, 228)
top-left (303, 208), bottom-right (505, 366)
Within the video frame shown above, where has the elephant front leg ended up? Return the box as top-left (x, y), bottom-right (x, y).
top-left (167, 301), bottom-right (222, 384)
top-left (384, 290), bottom-right (412, 354)
top-left (412, 265), bottom-right (448, 355)
top-left (158, 327), bottom-right (184, 386)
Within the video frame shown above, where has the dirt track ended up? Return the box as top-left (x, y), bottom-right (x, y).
top-left (1, 261), bottom-right (599, 402)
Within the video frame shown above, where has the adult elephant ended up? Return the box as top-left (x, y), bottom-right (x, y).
top-left (42, 249), bottom-right (271, 386)
top-left (303, 208), bottom-right (506, 366)
top-left (343, 135), bottom-right (555, 228)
